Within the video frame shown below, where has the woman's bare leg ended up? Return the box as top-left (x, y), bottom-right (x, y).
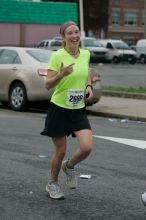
top-left (67, 129), bottom-right (92, 168)
top-left (50, 137), bottom-right (67, 182)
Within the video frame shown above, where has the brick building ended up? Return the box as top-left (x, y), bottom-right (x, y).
top-left (108, 0), bottom-right (146, 45)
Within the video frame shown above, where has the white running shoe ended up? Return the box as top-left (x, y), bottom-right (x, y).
top-left (46, 181), bottom-right (64, 199)
top-left (62, 160), bottom-right (77, 189)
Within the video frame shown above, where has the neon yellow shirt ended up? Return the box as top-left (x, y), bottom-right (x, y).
top-left (48, 48), bottom-right (90, 109)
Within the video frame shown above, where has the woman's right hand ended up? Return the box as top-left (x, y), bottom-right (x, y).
top-left (59, 62), bottom-right (75, 78)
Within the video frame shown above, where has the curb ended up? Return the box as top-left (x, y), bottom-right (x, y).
top-left (102, 91), bottom-right (146, 100)
top-left (86, 109), bottom-right (146, 122)
top-left (86, 92), bottom-right (146, 122)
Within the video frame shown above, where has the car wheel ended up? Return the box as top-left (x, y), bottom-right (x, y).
top-left (129, 59), bottom-right (136, 64)
top-left (139, 55), bottom-right (146, 64)
top-left (113, 56), bottom-right (120, 64)
top-left (9, 83), bottom-right (28, 111)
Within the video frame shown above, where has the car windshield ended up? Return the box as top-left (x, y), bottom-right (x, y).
top-left (113, 42), bottom-right (130, 50)
top-left (83, 39), bottom-right (102, 47)
top-left (26, 49), bottom-right (52, 62)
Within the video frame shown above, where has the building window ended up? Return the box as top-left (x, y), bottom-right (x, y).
top-left (142, 12), bottom-right (145, 26)
top-left (124, 12), bottom-right (137, 26)
top-left (111, 11), bottom-right (119, 25)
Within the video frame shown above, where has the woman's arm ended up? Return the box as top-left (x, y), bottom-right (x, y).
top-left (85, 72), bottom-right (93, 99)
top-left (86, 71), bottom-right (92, 86)
top-left (45, 70), bottom-right (63, 90)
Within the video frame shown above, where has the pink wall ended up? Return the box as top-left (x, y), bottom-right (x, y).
top-left (0, 23), bottom-right (20, 46)
top-left (25, 24), bottom-right (61, 46)
top-left (0, 23), bottom-right (61, 47)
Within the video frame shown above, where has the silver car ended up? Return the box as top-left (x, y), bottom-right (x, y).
top-left (81, 37), bottom-right (110, 63)
top-left (0, 47), bottom-right (102, 111)
top-left (36, 39), bottom-right (62, 51)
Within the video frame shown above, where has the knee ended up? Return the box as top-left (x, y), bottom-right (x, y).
top-left (81, 144), bottom-right (92, 155)
top-left (56, 151), bottom-right (66, 158)
top-left (55, 147), bottom-right (66, 158)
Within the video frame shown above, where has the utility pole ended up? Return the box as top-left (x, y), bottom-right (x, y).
top-left (79, 0), bottom-right (85, 47)
top-left (144, 0), bottom-right (146, 38)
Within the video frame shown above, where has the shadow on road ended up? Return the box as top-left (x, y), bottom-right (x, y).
top-left (0, 101), bottom-right (49, 114)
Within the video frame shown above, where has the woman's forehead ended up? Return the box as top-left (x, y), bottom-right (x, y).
top-left (65, 25), bottom-right (79, 33)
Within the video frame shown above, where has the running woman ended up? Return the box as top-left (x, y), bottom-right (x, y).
top-left (41, 21), bottom-right (93, 199)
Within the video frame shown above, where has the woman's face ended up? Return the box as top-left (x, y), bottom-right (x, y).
top-left (63, 25), bottom-right (81, 48)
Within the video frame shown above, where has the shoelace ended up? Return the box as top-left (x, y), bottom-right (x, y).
top-left (50, 183), bottom-right (61, 193)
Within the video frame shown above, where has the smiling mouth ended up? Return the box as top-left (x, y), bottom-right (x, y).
top-left (71, 40), bottom-right (79, 43)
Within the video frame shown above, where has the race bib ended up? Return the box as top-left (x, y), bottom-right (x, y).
top-left (67, 90), bottom-right (84, 106)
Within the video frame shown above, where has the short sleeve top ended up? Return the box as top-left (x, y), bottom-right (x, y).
top-left (48, 48), bottom-right (90, 109)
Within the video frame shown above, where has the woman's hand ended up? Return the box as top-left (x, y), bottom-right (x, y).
top-left (59, 62), bottom-right (75, 78)
top-left (85, 86), bottom-right (93, 100)
top-left (45, 62), bottom-right (75, 90)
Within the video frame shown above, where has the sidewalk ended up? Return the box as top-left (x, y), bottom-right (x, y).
top-left (86, 96), bottom-right (146, 122)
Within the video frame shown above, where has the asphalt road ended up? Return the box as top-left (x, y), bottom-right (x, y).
top-left (0, 109), bottom-right (146, 220)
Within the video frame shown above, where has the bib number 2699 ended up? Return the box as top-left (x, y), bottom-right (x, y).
top-left (67, 90), bottom-right (84, 106)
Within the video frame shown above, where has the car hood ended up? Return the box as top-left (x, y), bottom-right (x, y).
top-left (84, 46), bottom-right (108, 52)
top-left (118, 49), bottom-right (137, 55)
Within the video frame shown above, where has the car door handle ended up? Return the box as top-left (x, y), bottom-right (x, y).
top-left (12, 67), bottom-right (17, 70)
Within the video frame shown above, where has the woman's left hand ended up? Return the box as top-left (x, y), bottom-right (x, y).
top-left (85, 86), bottom-right (93, 100)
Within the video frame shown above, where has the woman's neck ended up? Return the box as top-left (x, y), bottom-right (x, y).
top-left (64, 46), bottom-right (79, 57)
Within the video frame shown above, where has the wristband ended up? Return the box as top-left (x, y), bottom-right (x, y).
top-left (86, 84), bottom-right (93, 91)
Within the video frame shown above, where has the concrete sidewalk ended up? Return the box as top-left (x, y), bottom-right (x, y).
top-left (86, 96), bottom-right (146, 122)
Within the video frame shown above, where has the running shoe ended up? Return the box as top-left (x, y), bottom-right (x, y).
top-left (46, 181), bottom-right (64, 199)
top-left (62, 160), bottom-right (77, 189)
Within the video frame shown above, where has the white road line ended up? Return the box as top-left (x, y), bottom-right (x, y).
top-left (93, 135), bottom-right (146, 149)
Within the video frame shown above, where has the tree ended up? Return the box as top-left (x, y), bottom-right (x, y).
top-left (84, 0), bottom-right (109, 37)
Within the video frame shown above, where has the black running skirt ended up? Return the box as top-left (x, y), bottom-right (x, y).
top-left (40, 102), bottom-right (91, 138)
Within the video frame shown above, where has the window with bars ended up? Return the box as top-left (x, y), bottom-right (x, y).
top-left (111, 11), bottom-right (120, 25)
top-left (124, 12), bottom-right (137, 26)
